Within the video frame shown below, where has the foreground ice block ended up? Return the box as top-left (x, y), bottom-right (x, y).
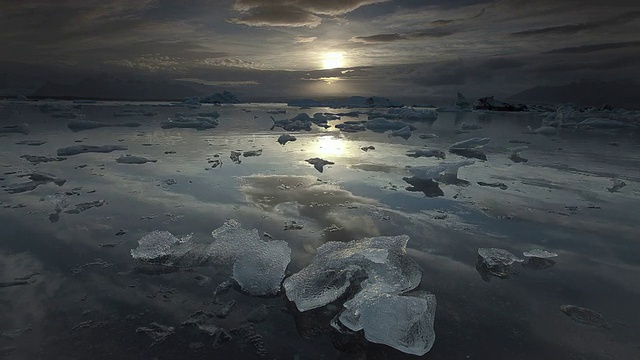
top-left (131, 220), bottom-right (291, 296)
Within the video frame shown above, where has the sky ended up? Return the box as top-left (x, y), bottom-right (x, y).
top-left (1, 0), bottom-right (639, 102)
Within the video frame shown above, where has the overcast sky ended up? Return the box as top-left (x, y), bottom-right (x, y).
top-left (1, 0), bottom-right (639, 101)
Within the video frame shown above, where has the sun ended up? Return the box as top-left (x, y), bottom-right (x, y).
top-left (312, 135), bottom-right (348, 156)
top-left (321, 52), bottom-right (345, 69)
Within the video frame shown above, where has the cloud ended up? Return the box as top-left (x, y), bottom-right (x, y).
top-left (350, 33), bottom-right (405, 43)
top-left (510, 11), bottom-right (640, 37)
top-left (294, 36), bottom-right (318, 43)
top-left (228, 0), bottom-right (388, 27)
top-left (544, 41), bottom-right (640, 54)
top-left (350, 28), bottom-right (455, 44)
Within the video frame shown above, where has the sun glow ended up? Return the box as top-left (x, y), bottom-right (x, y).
top-left (312, 135), bottom-right (349, 156)
top-left (321, 52), bottom-right (345, 69)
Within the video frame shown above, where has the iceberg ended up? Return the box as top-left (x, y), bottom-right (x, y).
top-left (57, 145), bottom-right (127, 156)
top-left (387, 107), bottom-right (438, 121)
top-left (449, 148), bottom-right (487, 160)
top-left (578, 117), bottom-right (630, 129)
top-left (131, 220), bottom-right (291, 296)
top-left (437, 92), bottom-right (472, 112)
top-left (200, 90), bottom-right (240, 104)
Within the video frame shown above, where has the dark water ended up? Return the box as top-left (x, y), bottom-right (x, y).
top-left (1, 101), bottom-right (639, 359)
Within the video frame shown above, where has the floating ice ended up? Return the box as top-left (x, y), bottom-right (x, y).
top-left (113, 109), bottom-right (157, 117)
top-left (335, 122), bottom-right (366, 132)
top-left (364, 118), bottom-right (415, 132)
top-left (0, 124), bottom-right (30, 135)
top-left (5, 172), bottom-right (66, 194)
top-left (450, 148), bottom-right (487, 160)
top-left (161, 114), bottom-right (218, 130)
top-left (474, 96), bottom-right (528, 112)
top-left (57, 145), bottom-right (127, 156)
top-left (20, 155), bottom-right (66, 164)
top-left (408, 160), bottom-right (475, 181)
top-left (461, 122), bottom-right (482, 130)
top-left (283, 234), bottom-right (433, 354)
top-left (270, 115), bottom-right (312, 131)
top-left (477, 248), bottom-right (523, 278)
top-left (509, 146), bottom-right (528, 163)
top-left (15, 140), bottom-right (46, 146)
top-left (523, 249), bottom-right (558, 258)
top-left (534, 126), bottom-right (557, 135)
top-left (64, 200), bottom-right (107, 214)
top-left (578, 117), bottom-right (630, 129)
top-left (437, 92), bottom-right (472, 112)
top-left (406, 149), bottom-right (445, 159)
top-left (277, 134), bottom-right (297, 145)
top-left (67, 120), bottom-right (141, 131)
top-left (477, 181), bottom-right (508, 190)
top-left (116, 155), bottom-right (157, 164)
top-left (201, 90), bottom-right (240, 104)
top-left (360, 145), bottom-right (376, 152)
top-left (131, 220), bottom-right (291, 296)
top-left (560, 305), bottom-right (611, 328)
top-left (305, 158), bottom-right (334, 173)
top-left (243, 149), bottom-right (262, 157)
top-left (390, 125), bottom-right (413, 139)
top-left (449, 137), bottom-right (490, 150)
top-left (357, 291), bottom-right (436, 355)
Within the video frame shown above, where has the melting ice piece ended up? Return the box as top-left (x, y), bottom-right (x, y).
top-left (560, 305), bottom-right (611, 328)
top-left (131, 220), bottom-right (292, 296)
top-left (116, 155), bottom-right (157, 164)
top-left (305, 158), bottom-right (334, 173)
top-left (449, 137), bottom-right (490, 150)
top-left (523, 249), bottom-right (558, 258)
top-left (390, 125), bottom-right (413, 139)
top-left (57, 145), bottom-right (127, 156)
top-left (357, 291), bottom-right (436, 356)
top-left (477, 248), bottom-right (523, 278)
top-left (406, 149), bottom-right (445, 159)
top-left (277, 134), bottom-right (296, 145)
top-left (407, 160), bottom-right (475, 181)
top-left (5, 172), bottom-right (66, 194)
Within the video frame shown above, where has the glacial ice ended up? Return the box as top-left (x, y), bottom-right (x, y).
top-left (131, 220), bottom-right (291, 296)
top-left (277, 134), bottom-right (297, 145)
top-left (406, 149), bottom-right (445, 159)
top-left (283, 234), bottom-right (434, 355)
top-left (449, 137), bottom-right (490, 150)
top-left (67, 120), bottom-right (141, 131)
top-left (523, 249), bottom-right (558, 258)
top-left (357, 291), bottom-right (436, 355)
top-left (116, 155), bottom-right (157, 164)
top-left (477, 248), bottom-right (523, 278)
top-left (57, 145), bottom-right (127, 156)
top-left (407, 160), bottom-right (475, 181)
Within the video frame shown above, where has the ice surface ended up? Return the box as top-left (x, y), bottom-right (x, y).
top-left (305, 158), bottom-right (334, 173)
top-left (357, 291), bottom-right (436, 355)
top-left (406, 149), bottom-right (445, 159)
top-left (523, 249), bottom-right (558, 258)
top-left (67, 120), bottom-right (141, 131)
top-left (116, 155), bottom-right (157, 164)
top-left (450, 137), bottom-right (490, 149)
top-left (57, 145), bottom-right (127, 156)
top-left (131, 220), bottom-right (291, 296)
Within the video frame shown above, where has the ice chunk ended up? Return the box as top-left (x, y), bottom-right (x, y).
top-left (523, 249), bottom-right (558, 258)
top-left (201, 90), bottom-right (240, 104)
top-left (305, 158), bottom-right (334, 173)
top-left (0, 124), bottom-right (30, 135)
top-left (57, 145), bottom-right (127, 156)
top-left (477, 181), bottom-right (508, 190)
top-left (277, 134), bottom-right (297, 145)
top-left (390, 125), bottom-right (412, 139)
top-left (283, 235), bottom-right (422, 312)
top-left (474, 96), bottom-right (528, 111)
top-left (534, 126), bottom-right (557, 135)
top-left (578, 117), bottom-right (630, 129)
top-left (607, 178), bottom-right (626, 193)
top-left (15, 140), bottom-right (46, 146)
top-left (407, 160), bottom-right (475, 181)
top-left (5, 172), bottom-right (66, 194)
top-left (461, 122), bottom-right (482, 130)
top-left (357, 291), bottom-right (436, 356)
top-left (402, 177), bottom-right (444, 197)
top-left (450, 148), bottom-right (487, 160)
top-left (67, 120), bottom-right (141, 131)
top-left (243, 149), bottom-right (262, 157)
top-left (560, 305), bottom-right (611, 328)
top-left (116, 155), bottom-right (157, 164)
top-left (360, 145), bottom-right (376, 152)
top-left (509, 146), bottom-right (528, 163)
top-left (449, 137), bottom-right (490, 150)
top-left (406, 149), bottom-right (445, 159)
top-left (477, 248), bottom-right (523, 278)
top-left (131, 220), bottom-right (292, 296)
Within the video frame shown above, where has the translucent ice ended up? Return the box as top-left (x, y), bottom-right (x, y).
top-left (477, 248), bottom-right (523, 278)
top-left (408, 160), bottom-right (475, 181)
top-left (131, 220), bottom-right (291, 296)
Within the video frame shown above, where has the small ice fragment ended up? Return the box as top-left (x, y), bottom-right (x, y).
top-left (523, 249), bottom-right (558, 258)
top-left (607, 179), bottom-right (626, 193)
top-left (116, 155), bottom-right (157, 164)
top-left (534, 126), bottom-right (557, 135)
top-left (277, 134), bottom-right (297, 145)
top-left (67, 120), bottom-right (140, 131)
top-left (509, 146), bottom-right (528, 163)
top-left (419, 134), bottom-right (438, 139)
top-left (360, 145), bottom-right (375, 152)
top-left (243, 149), bottom-right (263, 157)
top-left (560, 305), bottom-right (611, 328)
top-left (406, 149), bottom-right (445, 159)
top-left (477, 181), bottom-right (508, 190)
top-left (408, 160), bottom-right (474, 181)
top-left (477, 248), bottom-right (523, 278)
top-left (130, 231), bottom-right (181, 261)
top-left (136, 323), bottom-right (175, 345)
top-left (230, 151), bottom-right (242, 164)
top-left (305, 158), bottom-right (334, 173)
top-left (449, 137), bottom-right (490, 150)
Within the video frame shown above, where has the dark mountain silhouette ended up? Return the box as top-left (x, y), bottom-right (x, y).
top-left (31, 74), bottom-right (204, 101)
top-left (509, 80), bottom-right (640, 109)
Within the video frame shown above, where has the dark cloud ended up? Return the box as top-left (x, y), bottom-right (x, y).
top-left (350, 28), bottom-right (455, 44)
top-left (544, 41), bottom-right (640, 54)
top-left (510, 11), bottom-right (640, 37)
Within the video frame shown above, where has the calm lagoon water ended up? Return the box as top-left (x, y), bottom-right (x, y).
top-left (1, 101), bottom-right (639, 359)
